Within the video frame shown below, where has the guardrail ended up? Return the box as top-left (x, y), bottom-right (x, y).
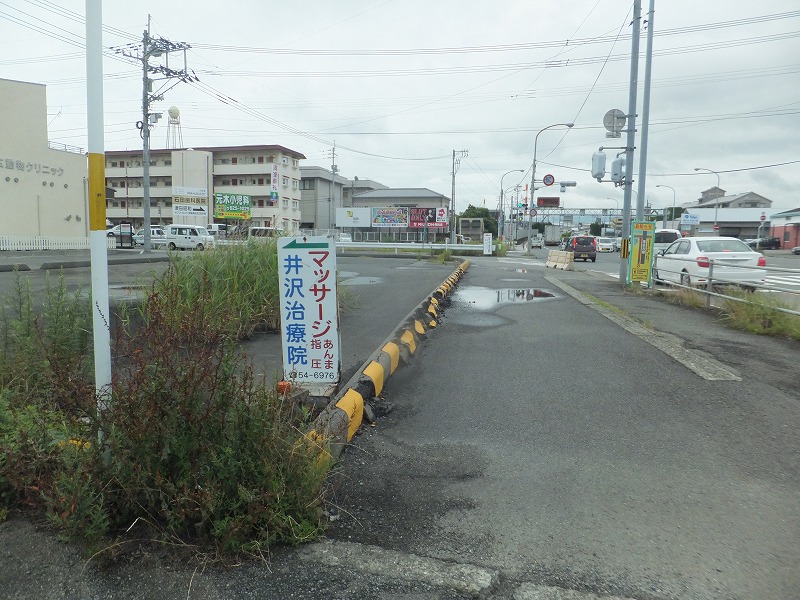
top-left (215, 239), bottom-right (486, 253)
top-left (653, 255), bottom-right (800, 316)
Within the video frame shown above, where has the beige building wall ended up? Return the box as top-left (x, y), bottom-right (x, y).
top-left (0, 78), bottom-right (87, 236)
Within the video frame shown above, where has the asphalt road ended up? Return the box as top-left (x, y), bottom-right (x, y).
top-left (1, 248), bottom-right (798, 599)
top-left (327, 251), bottom-right (800, 600)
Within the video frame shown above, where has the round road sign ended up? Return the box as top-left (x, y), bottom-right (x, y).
top-left (713, 224), bottom-right (720, 231)
top-left (529, 209), bottom-right (537, 216)
top-left (760, 212), bottom-right (766, 221)
top-left (542, 174), bottom-right (555, 186)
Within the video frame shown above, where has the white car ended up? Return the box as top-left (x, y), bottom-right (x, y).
top-left (596, 237), bottom-right (615, 252)
top-left (133, 227), bottom-right (166, 248)
top-left (654, 236), bottom-right (767, 288)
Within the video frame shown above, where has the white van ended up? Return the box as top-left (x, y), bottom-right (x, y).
top-left (653, 229), bottom-right (683, 254)
top-left (206, 223), bottom-right (228, 237)
top-left (164, 224), bottom-right (214, 251)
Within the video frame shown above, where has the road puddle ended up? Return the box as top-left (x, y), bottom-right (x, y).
top-left (452, 286), bottom-right (555, 311)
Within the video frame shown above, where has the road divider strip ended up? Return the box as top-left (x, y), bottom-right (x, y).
top-left (304, 260), bottom-right (470, 461)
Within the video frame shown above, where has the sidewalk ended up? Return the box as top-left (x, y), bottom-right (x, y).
top-left (0, 248), bottom-right (170, 272)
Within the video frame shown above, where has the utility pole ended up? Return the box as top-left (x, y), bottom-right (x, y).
top-left (329, 142), bottom-right (338, 232)
top-left (116, 17), bottom-right (195, 252)
top-left (620, 0), bottom-right (642, 283)
top-left (450, 149), bottom-right (468, 243)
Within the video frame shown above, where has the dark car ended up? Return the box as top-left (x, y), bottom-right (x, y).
top-left (567, 235), bottom-right (597, 262)
top-left (747, 237), bottom-right (781, 250)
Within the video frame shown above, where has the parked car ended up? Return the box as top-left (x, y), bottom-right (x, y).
top-left (132, 227), bottom-right (166, 248)
top-left (596, 237), bottom-right (615, 253)
top-left (106, 224), bottom-right (133, 238)
top-left (163, 224), bottom-right (214, 251)
top-left (566, 235), bottom-right (597, 262)
top-left (793, 246), bottom-right (800, 255)
top-left (337, 232), bottom-right (353, 243)
top-left (746, 237), bottom-right (781, 250)
top-left (654, 236), bottom-right (766, 288)
top-left (206, 223), bottom-right (228, 237)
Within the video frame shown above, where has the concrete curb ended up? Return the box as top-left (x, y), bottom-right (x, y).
top-left (305, 260), bottom-right (471, 461)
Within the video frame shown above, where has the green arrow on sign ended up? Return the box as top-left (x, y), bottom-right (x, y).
top-left (283, 239), bottom-right (329, 249)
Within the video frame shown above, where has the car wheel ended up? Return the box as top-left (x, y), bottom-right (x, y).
top-left (197, 243), bottom-right (204, 251)
top-left (168, 242), bottom-right (177, 251)
top-left (680, 272), bottom-right (691, 287)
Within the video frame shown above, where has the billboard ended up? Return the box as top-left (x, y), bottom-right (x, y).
top-left (371, 207), bottom-right (408, 228)
top-left (213, 193), bottom-right (251, 219)
top-left (336, 207), bottom-right (372, 227)
top-left (537, 197), bottom-right (561, 208)
top-left (408, 207), bottom-right (448, 228)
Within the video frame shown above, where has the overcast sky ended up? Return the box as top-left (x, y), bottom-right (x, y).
top-left (3, 0), bottom-right (799, 213)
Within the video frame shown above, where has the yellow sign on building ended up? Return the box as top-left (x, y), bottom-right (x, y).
top-left (628, 221), bottom-right (655, 283)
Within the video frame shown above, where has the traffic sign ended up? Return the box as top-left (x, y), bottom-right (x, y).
top-left (760, 212), bottom-right (766, 221)
top-left (713, 224), bottom-right (719, 230)
top-left (542, 174), bottom-right (555, 186)
top-left (529, 209), bottom-right (537, 216)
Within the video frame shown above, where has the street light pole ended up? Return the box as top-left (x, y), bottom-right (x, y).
top-left (694, 167), bottom-right (721, 231)
top-left (656, 184), bottom-right (676, 228)
top-left (500, 169), bottom-right (524, 242)
top-left (527, 122), bottom-right (573, 255)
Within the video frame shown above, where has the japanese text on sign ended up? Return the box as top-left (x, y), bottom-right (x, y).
top-left (278, 237), bottom-right (340, 388)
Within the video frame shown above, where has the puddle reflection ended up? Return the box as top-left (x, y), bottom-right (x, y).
top-left (453, 286), bottom-right (556, 311)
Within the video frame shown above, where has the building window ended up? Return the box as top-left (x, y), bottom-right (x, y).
top-left (282, 176), bottom-right (289, 187)
top-left (258, 156), bottom-right (264, 164)
top-left (282, 199), bottom-right (289, 208)
top-left (164, 160), bottom-right (171, 166)
top-left (292, 200), bottom-right (299, 210)
top-left (231, 179), bottom-right (238, 186)
top-left (220, 158), bottom-right (231, 164)
top-left (120, 201), bottom-right (126, 208)
top-left (257, 199), bottom-right (264, 207)
top-left (282, 156), bottom-right (289, 166)
top-left (232, 157), bottom-right (238, 165)
top-left (301, 179), bottom-right (314, 190)
top-left (110, 161), bottom-right (118, 168)
top-left (292, 158), bottom-right (299, 168)
top-left (221, 179), bottom-right (230, 186)
top-left (258, 178), bottom-right (264, 185)
top-left (292, 179), bottom-right (298, 189)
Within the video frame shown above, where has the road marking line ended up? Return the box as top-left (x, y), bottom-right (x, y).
top-left (547, 276), bottom-right (741, 381)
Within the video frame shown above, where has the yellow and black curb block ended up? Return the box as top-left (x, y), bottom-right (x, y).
top-left (306, 260), bottom-right (470, 461)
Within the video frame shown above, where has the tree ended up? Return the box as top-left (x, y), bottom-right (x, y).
top-left (589, 222), bottom-right (603, 236)
top-left (460, 205), bottom-right (497, 237)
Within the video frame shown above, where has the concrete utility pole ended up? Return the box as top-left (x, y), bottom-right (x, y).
top-left (635, 0), bottom-right (656, 216)
top-left (85, 0), bottom-right (111, 419)
top-left (450, 149), bottom-right (468, 243)
top-left (500, 170), bottom-right (524, 241)
top-left (620, 0), bottom-right (642, 283)
top-left (116, 17), bottom-right (195, 251)
top-left (329, 142), bottom-right (338, 231)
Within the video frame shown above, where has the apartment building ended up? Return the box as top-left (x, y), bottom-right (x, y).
top-left (105, 144), bottom-right (306, 233)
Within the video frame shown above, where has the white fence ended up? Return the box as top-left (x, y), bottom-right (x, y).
top-left (0, 235), bottom-right (117, 251)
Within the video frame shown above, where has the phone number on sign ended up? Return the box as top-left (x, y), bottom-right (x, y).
top-left (292, 371), bottom-right (338, 380)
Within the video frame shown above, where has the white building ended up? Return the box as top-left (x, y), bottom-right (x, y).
top-left (105, 144), bottom-right (306, 233)
top-left (0, 78), bottom-right (89, 236)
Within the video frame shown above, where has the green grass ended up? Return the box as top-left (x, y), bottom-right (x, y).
top-left (0, 247), bottom-right (332, 558)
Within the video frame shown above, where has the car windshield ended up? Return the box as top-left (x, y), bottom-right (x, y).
top-left (598, 238), bottom-right (612, 244)
top-left (696, 239), bottom-right (751, 253)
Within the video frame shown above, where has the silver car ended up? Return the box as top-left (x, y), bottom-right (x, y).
top-left (133, 227), bottom-right (166, 248)
top-left (654, 236), bottom-right (767, 288)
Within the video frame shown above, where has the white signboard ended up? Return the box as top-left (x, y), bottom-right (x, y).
top-left (336, 207), bottom-right (372, 227)
top-left (483, 232), bottom-right (493, 255)
top-left (681, 213), bottom-right (700, 225)
top-left (278, 236), bottom-right (340, 395)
